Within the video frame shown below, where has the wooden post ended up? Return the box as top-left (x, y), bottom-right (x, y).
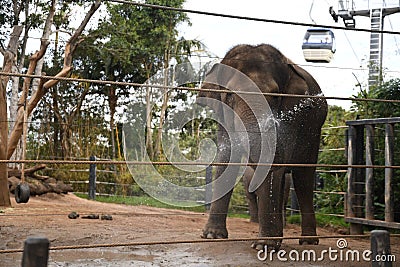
top-left (205, 165), bottom-right (212, 211)
top-left (21, 237), bottom-right (50, 267)
top-left (371, 230), bottom-right (392, 267)
top-left (347, 126), bottom-right (356, 219)
top-left (384, 124), bottom-right (394, 222)
top-left (88, 155), bottom-right (96, 200)
top-left (0, 75), bottom-right (10, 207)
top-left (347, 125), bottom-right (364, 234)
top-left (365, 124), bottom-right (375, 220)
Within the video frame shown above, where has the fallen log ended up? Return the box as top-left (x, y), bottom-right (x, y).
top-left (7, 164), bottom-right (46, 178)
top-left (8, 176), bottom-right (73, 196)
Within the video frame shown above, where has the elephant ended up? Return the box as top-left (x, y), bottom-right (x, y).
top-left (197, 44), bottom-right (327, 250)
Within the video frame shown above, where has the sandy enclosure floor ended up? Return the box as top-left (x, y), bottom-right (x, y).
top-left (0, 193), bottom-right (399, 266)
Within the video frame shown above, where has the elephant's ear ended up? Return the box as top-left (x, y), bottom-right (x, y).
top-left (199, 63), bottom-right (228, 102)
top-left (287, 60), bottom-right (321, 96)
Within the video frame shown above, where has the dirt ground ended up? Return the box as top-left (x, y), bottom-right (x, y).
top-left (0, 193), bottom-right (399, 266)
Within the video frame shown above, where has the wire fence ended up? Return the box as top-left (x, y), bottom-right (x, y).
top-left (2, 2), bottom-right (400, 264)
top-left (2, 71), bottom-right (400, 104)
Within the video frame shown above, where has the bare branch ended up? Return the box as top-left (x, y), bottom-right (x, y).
top-left (64, 0), bottom-right (102, 66)
top-left (0, 42), bottom-right (5, 55)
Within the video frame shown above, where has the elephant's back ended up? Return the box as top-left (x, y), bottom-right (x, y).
top-left (221, 44), bottom-right (290, 92)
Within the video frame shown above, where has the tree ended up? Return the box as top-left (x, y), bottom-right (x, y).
top-left (0, 0), bottom-right (101, 207)
top-left (73, 0), bottom-right (200, 160)
top-left (352, 78), bottom-right (400, 119)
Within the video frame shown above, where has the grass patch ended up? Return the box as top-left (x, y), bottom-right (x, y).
top-left (75, 193), bottom-right (207, 213)
top-left (287, 214), bottom-right (348, 229)
top-left (75, 193), bottom-right (252, 219)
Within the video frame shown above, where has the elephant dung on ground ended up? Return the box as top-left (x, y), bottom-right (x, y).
top-left (197, 44), bottom-right (327, 250)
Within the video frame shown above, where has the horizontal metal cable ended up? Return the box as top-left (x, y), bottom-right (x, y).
top-left (2, 234), bottom-right (397, 254)
top-left (1, 71), bottom-right (400, 104)
top-left (1, 159), bottom-right (400, 169)
top-left (109, 0), bottom-right (400, 36)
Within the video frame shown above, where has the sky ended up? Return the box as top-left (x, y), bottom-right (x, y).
top-left (178, 0), bottom-right (400, 109)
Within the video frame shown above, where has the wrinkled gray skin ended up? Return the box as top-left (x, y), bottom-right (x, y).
top-left (242, 167), bottom-right (291, 224)
top-left (198, 44), bottom-right (327, 250)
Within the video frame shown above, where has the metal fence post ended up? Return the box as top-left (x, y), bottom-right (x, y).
top-left (290, 176), bottom-right (299, 215)
top-left (371, 230), bottom-right (392, 267)
top-left (21, 237), bottom-right (49, 267)
top-left (88, 155), bottom-right (96, 200)
top-left (205, 166), bottom-right (212, 211)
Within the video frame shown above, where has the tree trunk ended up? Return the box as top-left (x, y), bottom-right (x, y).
top-left (9, 20), bottom-right (30, 168)
top-left (0, 25), bottom-right (23, 207)
top-left (0, 79), bottom-right (10, 207)
top-left (108, 86), bottom-right (117, 159)
top-left (154, 47), bottom-right (171, 160)
top-left (52, 87), bottom-right (61, 158)
top-left (154, 88), bottom-right (169, 160)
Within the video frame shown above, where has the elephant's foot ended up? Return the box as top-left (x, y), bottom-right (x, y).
top-left (299, 227), bottom-right (319, 245)
top-left (299, 236), bottom-right (319, 245)
top-left (201, 224), bottom-right (228, 239)
top-left (251, 238), bottom-right (282, 251)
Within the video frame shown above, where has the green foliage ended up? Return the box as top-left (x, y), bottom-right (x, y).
top-left (0, 1), bottom-right (14, 35)
top-left (351, 78), bottom-right (400, 119)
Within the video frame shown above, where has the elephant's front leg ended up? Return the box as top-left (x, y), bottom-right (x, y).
top-left (201, 129), bottom-right (241, 239)
top-left (201, 179), bottom-right (233, 239)
top-left (201, 163), bottom-right (241, 239)
top-left (252, 168), bottom-right (286, 250)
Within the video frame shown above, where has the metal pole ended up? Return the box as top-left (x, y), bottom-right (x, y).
top-left (290, 177), bottom-right (299, 215)
top-left (88, 155), bottom-right (96, 200)
top-left (205, 165), bottom-right (212, 211)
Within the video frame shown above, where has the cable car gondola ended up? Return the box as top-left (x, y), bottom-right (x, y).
top-left (302, 28), bottom-right (336, 63)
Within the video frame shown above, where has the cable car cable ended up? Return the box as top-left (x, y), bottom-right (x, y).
top-left (309, 0), bottom-right (317, 25)
top-left (109, 0), bottom-right (400, 36)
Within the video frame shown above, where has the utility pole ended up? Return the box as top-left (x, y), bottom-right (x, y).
top-left (330, 1), bottom-right (400, 89)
